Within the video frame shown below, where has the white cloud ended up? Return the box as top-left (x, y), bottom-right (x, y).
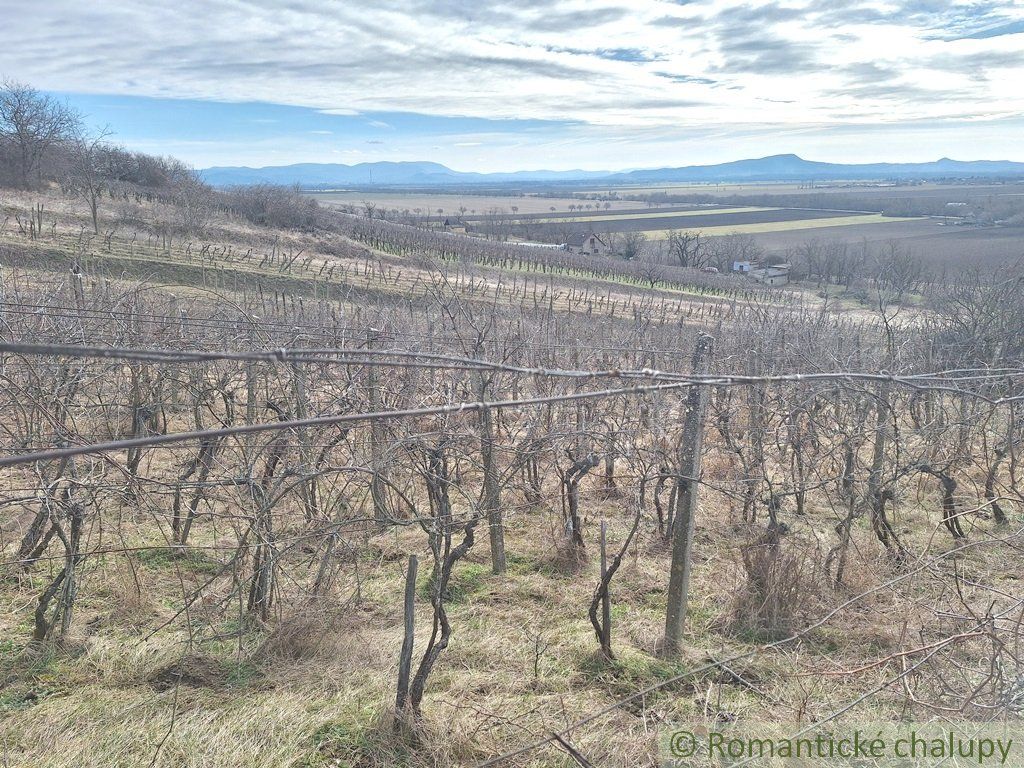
top-left (2, 0), bottom-right (1022, 165)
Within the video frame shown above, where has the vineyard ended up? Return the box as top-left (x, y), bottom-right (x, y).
top-left (0, 184), bottom-right (1022, 767)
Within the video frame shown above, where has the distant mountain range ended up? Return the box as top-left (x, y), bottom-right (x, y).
top-left (200, 154), bottom-right (1024, 187)
top-left (610, 154), bottom-right (1024, 183)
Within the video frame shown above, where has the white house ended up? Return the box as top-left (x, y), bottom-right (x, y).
top-left (565, 231), bottom-right (610, 256)
top-left (732, 260), bottom-right (753, 273)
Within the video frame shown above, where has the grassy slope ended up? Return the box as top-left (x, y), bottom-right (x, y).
top-left (0, 188), bottom-right (799, 320)
top-left (1, 417), bottom-right (1015, 768)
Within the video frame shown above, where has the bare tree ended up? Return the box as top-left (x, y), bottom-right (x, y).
top-left (167, 161), bottom-right (214, 235)
top-left (666, 230), bottom-right (707, 269)
top-left (66, 127), bottom-right (113, 234)
top-left (0, 79), bottom-right (79, 189)
top-left (618, 230), bottom-right (648, 261)
top-left (638, 258), bottom-right (665, 288)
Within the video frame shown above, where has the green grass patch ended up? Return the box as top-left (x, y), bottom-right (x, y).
top-left (305, 708), bottom-right (409, 768)
top-left (223, 659), bottom-right (262, 688)
top-left (806, 626), bottom-right (844, 654)
top-left (135, 546), bottom-right (222, 575)
top-left (0, 637), bottom-right (18, 663)
top-left (577, 647), bottom-right (691, 697)
top-left (0, 643), bottom-right (73, 713)
top-left (504, 552), bottom-right (534, 574)
top-left (417, 562), bottom-right (490, 604)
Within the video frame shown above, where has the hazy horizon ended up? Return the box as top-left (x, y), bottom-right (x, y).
top-left (196, 152), bottom-right (1024, 175)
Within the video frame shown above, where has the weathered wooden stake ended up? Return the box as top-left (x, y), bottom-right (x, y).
top-left (600, 520), bottom-right (611, 655)
top-left (479, 396), bottom-right (506, 574)
top-left (291, 361), bottom-right (319, 521)
top-left (395, 554), bottom-right (418, 723)
top-left (663, 334), bottom-right (714, 656)
top-left (367, 329), bottom-right (388, 526)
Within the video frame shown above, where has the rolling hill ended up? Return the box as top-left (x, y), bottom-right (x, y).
top-left (200, 154), bottom-right (1024, 187)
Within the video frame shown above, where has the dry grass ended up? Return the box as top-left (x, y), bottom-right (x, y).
top-left (727, 530), bottom-right (825, 642)
top-left (4, 479), bottom-right (1014, 767)
top-left (0, 357), bottom-right (1017, 766)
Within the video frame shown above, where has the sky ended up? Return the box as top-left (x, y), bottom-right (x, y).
top-left (1, 0), bottom-right (1023, 172)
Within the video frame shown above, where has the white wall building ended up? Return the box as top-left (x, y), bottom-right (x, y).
top-left (749, 263), bottom-right (791, 287)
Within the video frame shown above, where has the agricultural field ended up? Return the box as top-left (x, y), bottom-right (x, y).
top-left (582, 181), bottom-right (845, 196)
top-left (308, 190), bottom-right (647, 215)
top-left (515, 208), bottom-right (917, 240)
top-left (641, 213), bottom-right (928, 238)
top-left (750, 218), bottom-right (1024, 270)
top-left (450, 202), bottom-right (924, 244)
top-left (306, 184), bottom-right (1024, 265)
top-left (582, 180), bottom-right (1024, 200)
top-left (585, 179), bottom-right (1024, 195)
top-left (418, 185), bottom-right (1020, 272)
top-left (594, 181), bottom-right (1024, 224)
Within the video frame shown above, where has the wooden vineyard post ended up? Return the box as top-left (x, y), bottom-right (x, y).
top-left (478, 388), bottom-right (506, 574)
top-left (292, 360), bottom-right (319, 521)
top-left (367, 328), bottom-right (388, 526)
top-left (395, 554), bottom-right (418, 729)
top-left (599, 521), bottom-right (611, 657)
top-left (663, 334), bottom-right (714, 656)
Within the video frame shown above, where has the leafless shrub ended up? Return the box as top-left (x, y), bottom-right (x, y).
top-left (728, 531), bottom-right (822, 641)
top-left (220, 183), bottom-right (320, 231)
top-left (168, 162), bottom-right (214, 235)
top-left (255, 610), bottom-right (354, 662)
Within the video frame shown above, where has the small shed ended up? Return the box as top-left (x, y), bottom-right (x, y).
top-left (443, 217), bottom-right (469, 234)
top-left (750, 263), bottom-right (791, 287)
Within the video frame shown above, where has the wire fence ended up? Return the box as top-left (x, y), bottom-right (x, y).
top-left (1, 270), bottom-right (1022, 766)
